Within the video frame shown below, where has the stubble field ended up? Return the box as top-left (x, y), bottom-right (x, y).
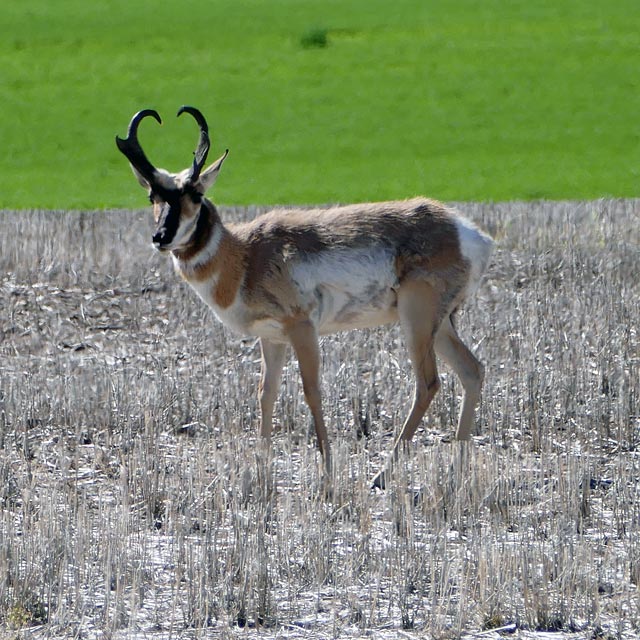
top-left (0, 200), bottom-right (638, 638)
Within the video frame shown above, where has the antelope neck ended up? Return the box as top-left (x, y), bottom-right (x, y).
top-left (172, 200), bottom-right (217, 262)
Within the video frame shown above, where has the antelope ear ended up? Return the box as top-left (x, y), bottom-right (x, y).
top-left (196, 150), bottom-right (229, 193)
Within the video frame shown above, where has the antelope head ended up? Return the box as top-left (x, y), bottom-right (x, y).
top-left (116, 106), bottom-right (228, 251)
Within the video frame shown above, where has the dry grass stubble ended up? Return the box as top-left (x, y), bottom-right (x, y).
top-left (0, 201), bottom-right (638, 638)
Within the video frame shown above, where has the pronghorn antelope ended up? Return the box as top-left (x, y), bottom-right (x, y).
top-left (116, 106), bottom-right (493, 488)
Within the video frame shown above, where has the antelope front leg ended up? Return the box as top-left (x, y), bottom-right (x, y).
top-left (285, 319), bottom-right (332, 475)
top-left (258, 338), bottom-right (288, 439)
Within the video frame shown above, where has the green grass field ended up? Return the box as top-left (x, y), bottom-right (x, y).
top-left (1, 0), bottom-right (639, 208)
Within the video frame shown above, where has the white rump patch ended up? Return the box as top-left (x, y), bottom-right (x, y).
top-left (454, 215), bottom-right (494, 295)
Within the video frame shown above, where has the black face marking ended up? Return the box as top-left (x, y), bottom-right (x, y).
top-left (151, 188), bottom-right (181, 246)
top-left (150, 184), bottom-right (204, 247)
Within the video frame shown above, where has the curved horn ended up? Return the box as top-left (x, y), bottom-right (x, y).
top-left (177, 106), bottom-right (211, 181)
top-left (115, 109), bottom-right (162, 183)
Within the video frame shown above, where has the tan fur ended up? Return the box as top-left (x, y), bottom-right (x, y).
top-left (189, 198), bottom-right (470, 319)
top-left (210, 233), bottom-right (246, 308)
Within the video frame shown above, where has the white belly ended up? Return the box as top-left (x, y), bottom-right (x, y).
top-left (291, 247), bottom-right (399, 334)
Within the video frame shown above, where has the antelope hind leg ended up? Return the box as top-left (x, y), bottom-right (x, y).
top-left (372, 279), bottom-right (444, 489)
top-left (434, 314), bottom-right (484, 440)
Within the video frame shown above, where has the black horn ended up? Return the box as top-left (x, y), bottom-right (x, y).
top-left (177, 106), bottom-right (211, 182)
top-left (115, 109), bottom-right (162, 184)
